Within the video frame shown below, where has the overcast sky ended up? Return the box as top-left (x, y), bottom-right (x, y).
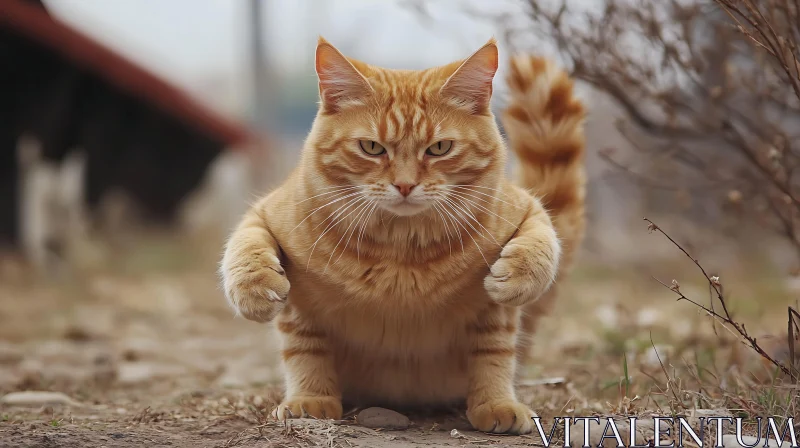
top-left (44, 0), bottom-right (500, 90)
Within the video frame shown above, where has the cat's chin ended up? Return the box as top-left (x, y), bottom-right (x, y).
top-left (382, 202), bottom-right (429, 217)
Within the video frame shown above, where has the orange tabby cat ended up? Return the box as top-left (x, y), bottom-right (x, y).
top-left (220, 37), bottom-right (585, 434)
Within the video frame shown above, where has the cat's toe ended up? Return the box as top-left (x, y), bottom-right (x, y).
top-left (484, 270), bottom-right (528, 306)
top-left (224, 263), bottom-right (290, 323)
top-left (272, 396), bottom-right (342, 420)
top-left (484, 246), bottom-right (554, 306)
top-left (467, 400), bottom-right (536, 434)
top-left (232, 290), bottom-right (286, 323)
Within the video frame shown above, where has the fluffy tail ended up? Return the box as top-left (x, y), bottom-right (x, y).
top-left (502, 55), bottom-right (586, 275)
top-left (502, 56), bottom-right (587, 367)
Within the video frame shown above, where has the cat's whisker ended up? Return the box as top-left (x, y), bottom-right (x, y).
top-left (329, 200), bottom-right (375, 269)
top-left (311, 193), bottom-right (365, 231)
top-left (357, 202), bottom-right (379, 262)
top-left (447, 185), bottom-right (523, 209)
top-left (317, 184), bottom-right (364, 191)
top-left (438, 200), bottom-right (489, 267)
top-left (290, 191), bottom-right (364, 234)
top-left (450, 197), bottom-right (502, 247)
top-left (312, 196), bottom-right (366, 245)
top-left (379, 209), bottom-right (388, 229)
top-left (433, 201), bottom-right (466, 259)
top-left (293, 185), bottom-right (362, 206)
top-left (450, 185), bottom-right (514, 201)
top-left (439, 195), bottom-right (501, 248)
top-left (431, 201), bottom-right (453, 256)
top-left (449, 184), bottom-right (514, 199)
top-left (448, 185), bottom-right (518, 206)
top-left (306, 197), bottom-right (369, 270)
top-left (447, 191), bottom-right (520, 230)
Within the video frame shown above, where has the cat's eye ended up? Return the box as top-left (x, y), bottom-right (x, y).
top-left (426, 141), bottom-right (453, 156)
top-left (359, 140), bottom-right (386, 156)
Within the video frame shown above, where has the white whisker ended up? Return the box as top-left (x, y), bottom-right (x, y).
top-left (290, 191), bottom-right (364, 234)
top-left (450, 184), bottom-right (514, 199)
top-left (306, 197), bottom-right (368, 270)
top-left (317, 184), bottom-right (364, 191)
top-left (293, 185), bottom-right (362, 206)
top-left (448, 185), bottom-right (522, 209)
top-left (357, 202), bottom-right (379, 262)
top-left (311, 193), bottom-right (365, 231)
top-left (438, 200), bottom-right (489, 267)
top-left (440, 195), bottom-right (500, 247)
top-left (431, 202), bottom-right (453, 256)
top-left (447, 191), bottom-right (520, 230)
top-left (330, 200), bottom-right (375, 269)
top-left (434, 201), bottom-right (466, 260)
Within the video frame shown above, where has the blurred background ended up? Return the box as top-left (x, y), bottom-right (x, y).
top-left (0, 0), bottom-right (797, 445)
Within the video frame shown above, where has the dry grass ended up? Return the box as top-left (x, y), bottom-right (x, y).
top-left (0, 225), bottom-right (798, 446)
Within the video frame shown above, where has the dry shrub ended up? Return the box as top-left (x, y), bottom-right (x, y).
top-left (441, 0), bottom-right (800, 257)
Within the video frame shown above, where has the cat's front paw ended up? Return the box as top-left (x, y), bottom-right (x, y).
top-left (222, 252), bottom-right (290, 323)
top-left (467, 399), bottom-right (537, 434)
top-left (484, 243), bottom-right (557, 307)
top-left (272, 396), bottom-right (342, 420)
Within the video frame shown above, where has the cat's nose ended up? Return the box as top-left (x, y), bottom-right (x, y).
top-left (393, 183), bottom-right (417, 197)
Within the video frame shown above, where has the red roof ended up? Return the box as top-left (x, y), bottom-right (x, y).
top-left (0, 0), bottom-right (254, 146)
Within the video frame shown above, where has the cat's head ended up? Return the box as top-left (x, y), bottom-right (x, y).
top-left (304, 37), bottom-right (506, 217)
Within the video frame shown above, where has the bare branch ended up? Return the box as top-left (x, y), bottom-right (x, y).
top-left (644, 218), bottom-right (799, 381)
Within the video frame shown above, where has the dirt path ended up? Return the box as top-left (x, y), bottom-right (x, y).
top-left (0, 233), bottom-right (794, 447)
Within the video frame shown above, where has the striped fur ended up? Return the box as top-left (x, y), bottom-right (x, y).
top-left (502, 56), bottom-right (587, 366)
top-left (219, 39), bottom-right (585, 435)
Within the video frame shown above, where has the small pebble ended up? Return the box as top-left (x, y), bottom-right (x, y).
top-left (357, 407), bottom-right (410, 430)
top-left (723, 434), bottom-right (792, 448)
top-left (0, 391), bottom-right (83, 408)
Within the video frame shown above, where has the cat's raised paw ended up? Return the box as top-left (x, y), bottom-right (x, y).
top-left (223, 254), bottom-right (290, 323)
top-left (467, 399), bottom-right (536, 434)
top-left (272, 396), bottom-right (342, 420)
top-left (484, 243), bottom-right (556, 307)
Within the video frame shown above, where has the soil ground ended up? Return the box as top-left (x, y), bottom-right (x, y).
top-left (0, 230), bottom-right (797, 447)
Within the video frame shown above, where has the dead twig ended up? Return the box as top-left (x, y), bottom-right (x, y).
top-left (455, 0), bottom-right (800, 257)
top-left (644, 217), bottom-right (799, 382)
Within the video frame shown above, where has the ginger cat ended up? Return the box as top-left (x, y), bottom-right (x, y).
top-left (220, 37), bottom-right (585, 434)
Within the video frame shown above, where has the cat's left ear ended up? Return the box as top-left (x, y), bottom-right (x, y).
top-left (316, 37), bottom-right (373, 113)
top-left (440, 39), bottom-right (499, 114)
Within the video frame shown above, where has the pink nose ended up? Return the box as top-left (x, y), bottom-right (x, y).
top-left (393, 183), bottom-right (416, 197)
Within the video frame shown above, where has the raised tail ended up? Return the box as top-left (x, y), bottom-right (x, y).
top-left (502, 55), bottom-right (587, 368)
top-left (502, 55), bottom-right (586, 274)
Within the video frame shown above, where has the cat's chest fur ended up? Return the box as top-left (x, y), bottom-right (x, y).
top-left (279, 226), bottom-right (501, 349)
top-left (284, 255), bottom-right (493, 357)
top-left (283, 241), bottom-right (496, 310)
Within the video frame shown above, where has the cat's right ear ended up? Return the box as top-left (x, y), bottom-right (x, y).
top-left (316, 37), bottom-right (373, 113)
top-left (440, 39), bottom-right (499, 115)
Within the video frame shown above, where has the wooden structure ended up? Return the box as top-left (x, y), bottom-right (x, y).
top-left (0, 0), bottom-right (255, 248)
